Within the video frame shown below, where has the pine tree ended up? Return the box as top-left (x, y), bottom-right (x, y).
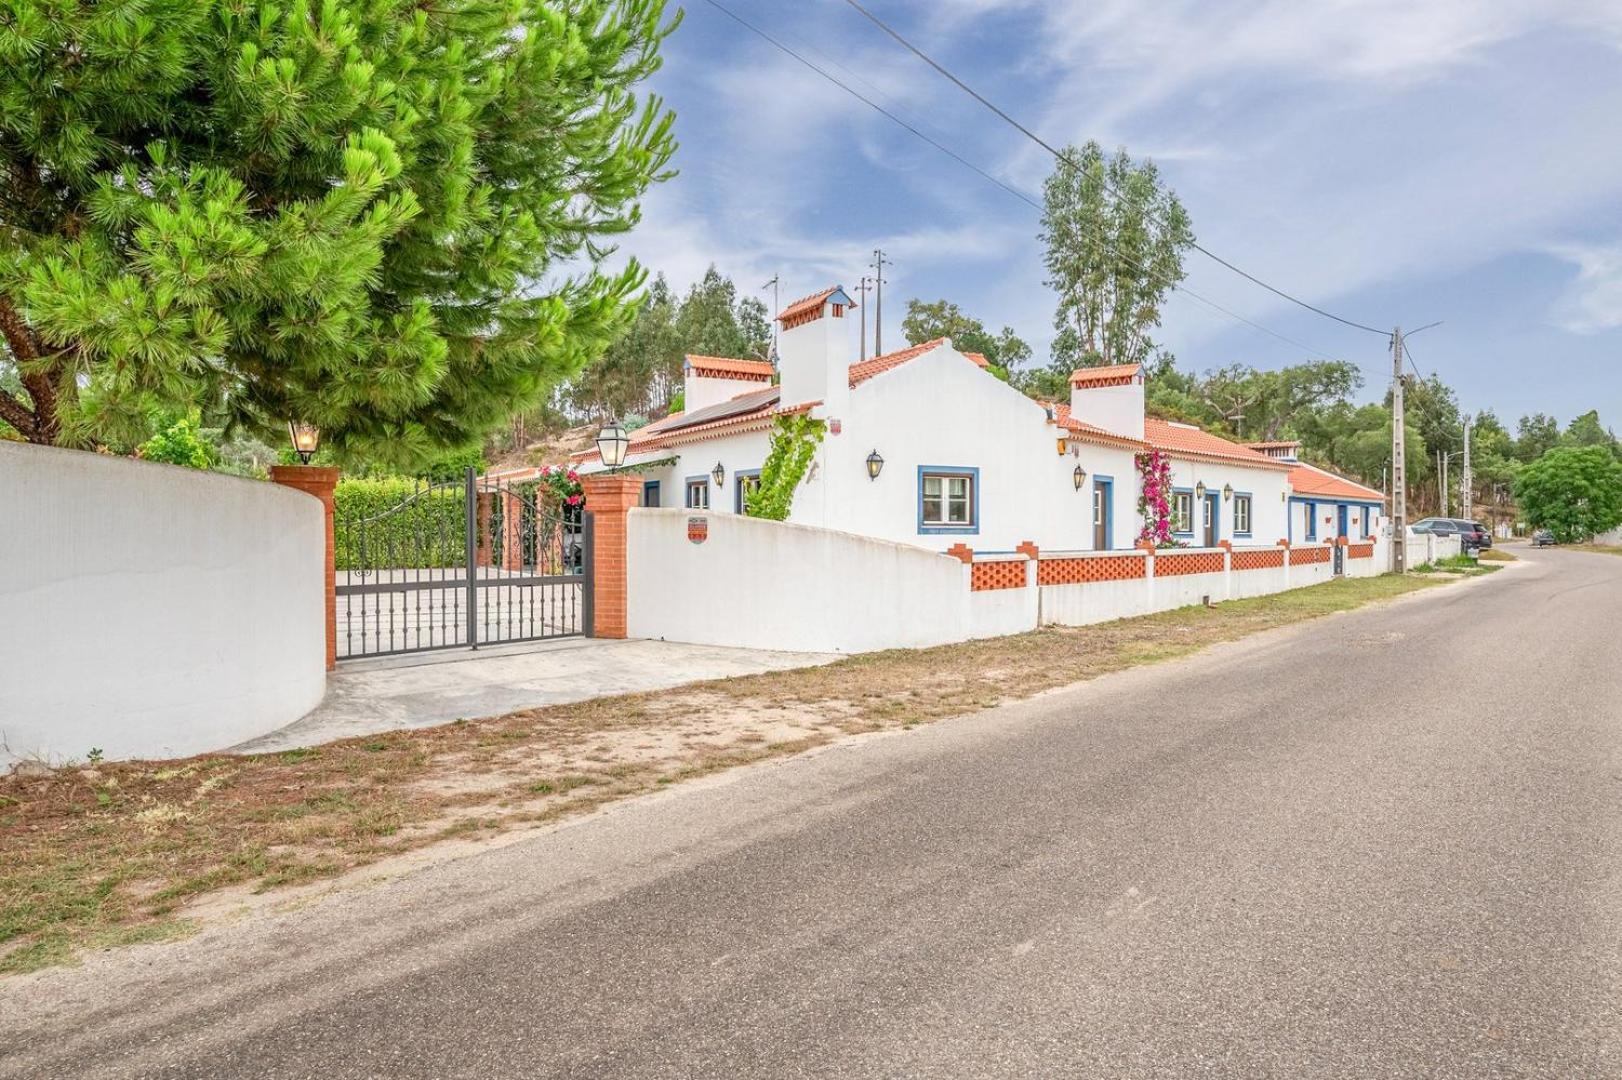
top-left (0, 0), bottom-right (678, 466)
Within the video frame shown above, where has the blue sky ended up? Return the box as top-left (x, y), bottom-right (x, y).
top-left (614, 0), bottom-right (1622, 428)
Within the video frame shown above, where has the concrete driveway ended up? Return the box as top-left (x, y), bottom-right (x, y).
top-left (8, 547), bottom-right (1620, 1078)
top-left (233, 637), bottom-right (838, 753)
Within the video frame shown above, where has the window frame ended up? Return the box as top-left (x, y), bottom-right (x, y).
top-left (917, 466), bottom-right (980, 535)
top-left (684, 475), bottom-right (710, 510)
top-left (734, 469), bottom-right (762, 514)
top-left (641, 480), bottom-right (661, 508)
top-left (1092, 474), bottom-right (1114, 550)
top-left (1170, 488), bottom-right (1194, 537)
top-left (1233, 492), bottom-right (1253, 537)
top-left (1305, 500), bottom-right (1318, 541)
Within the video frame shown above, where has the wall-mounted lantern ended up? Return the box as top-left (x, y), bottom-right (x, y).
top-left (1073, 464), bottom-right (1087, 491)
top-left (287, 420), bottom-right (321, 464)
top-left (1195, 481), bottom-right (1207, 501)
top-left (866, 450), bottom-right (884, 480)
top-left (1223, 483), bottom-right (1234, 501)
top-left (711, 461), bottom-right (726, 488)
top-left (596, 420), bottom-right (630, 471)
top-left (1282, 489), bottom-right (1289, 503)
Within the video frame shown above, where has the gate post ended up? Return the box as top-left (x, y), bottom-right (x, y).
top-left (580, 473), bottom-right (643, 639)
top-left (270, 465), bottom-right (340, 671)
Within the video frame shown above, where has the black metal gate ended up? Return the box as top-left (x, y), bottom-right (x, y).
top-left (335, 468), bottom-right (590, 660)
top-left (1332, 543), bottom-right (1345, 576)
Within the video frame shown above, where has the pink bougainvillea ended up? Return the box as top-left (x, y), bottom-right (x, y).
top-left (1135, 450), bottom-right (1177, 547)
top-left (537, 463), bottom-right (584, 507)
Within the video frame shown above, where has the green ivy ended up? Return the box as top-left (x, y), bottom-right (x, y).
top-left (745, 414), bottom-right (826, 521)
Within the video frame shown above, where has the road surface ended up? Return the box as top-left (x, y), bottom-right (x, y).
top-left (4, 547), bottom-right (1619, 1078)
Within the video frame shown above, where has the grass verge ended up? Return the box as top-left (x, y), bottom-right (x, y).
top-left (1413, 553), bottom-right (1500, 576)
top-left (1476, 547), bottom-right (1516, 563)
top-left (1, 572), bottom-right (1445, 975)
top-left (1568, 544), bottom-right (1622, 557)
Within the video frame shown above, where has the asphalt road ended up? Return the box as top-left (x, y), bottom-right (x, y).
top-left (4, 548), bottom-right (1620, 1079)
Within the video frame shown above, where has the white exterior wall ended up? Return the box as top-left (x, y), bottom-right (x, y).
top-left (1069, 380), bottom-right (1146, 441)
top-left (0, 444), bottom-right (326, 764)
top-left (625, 508), bottom-right (970, 653)
top-left (1166, 459), bottom-right (1289, 546)
top-left (813, 345), bottom-right (1141, 552)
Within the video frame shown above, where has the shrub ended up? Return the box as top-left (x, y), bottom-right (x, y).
top-left (334, 477), bottom-right (466, 572)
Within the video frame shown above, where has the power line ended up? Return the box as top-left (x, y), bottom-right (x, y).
top-left (838, 0), bottom-right (1393, 338)
top-left (700, 0), bottom-right (1346, 365)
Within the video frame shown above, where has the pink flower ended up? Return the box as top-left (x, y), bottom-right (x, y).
top-left (566, 469), bottom-right (578, 481)
top-left (566, 493), bottom-right (582, 506)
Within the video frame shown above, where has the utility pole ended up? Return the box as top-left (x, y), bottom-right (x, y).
top-left (761, 274), bottom-right (781, 365)
top-left (1439, 450), bottom-right (1448, 517)
top-left (870, 249), bottom-right (890, 355)
top-left (1390, 327), bottom-right (1408, 573)
top-left (1461, 414), bottom-right (1474, 521)
top-left (854, 276), bottom-right (874, 362)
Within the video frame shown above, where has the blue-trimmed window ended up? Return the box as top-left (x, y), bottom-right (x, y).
top-left (1233, 492), bottom-right (1253, 536)
top-left (1362, 506), bottom-right (1371, 536)
top-left (684, 476), bottom-right (709, 510)
top-left (1305, 500), bottom-right (1317, 541)
top-left (642, 480), bottom-right (661, 508)
top-left (918, 467), bottom-right (978, 534)
top-left (1171, 489), bottom-right (1194, 535)
top-left (734, 469), bottom-right (762, 514)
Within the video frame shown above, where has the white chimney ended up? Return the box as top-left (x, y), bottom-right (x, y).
top-left (776, 286), bottom-right (854, 421)
top-left (1069, 364), bottom-right (1145, 441)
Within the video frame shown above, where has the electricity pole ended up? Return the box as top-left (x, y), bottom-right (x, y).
top-left (1390, 326), bottom-right (1408, 573)
top-left (761, 274), bottom-right (781, 365)
top-left (1461, 415), bottom-right (1474, 521)
top-left (1439, 450), bottom-right (1448, 517)
top-left (854, 276), bottom-right (874, 362)
top-left (870, 249), bottom-right (890, 355)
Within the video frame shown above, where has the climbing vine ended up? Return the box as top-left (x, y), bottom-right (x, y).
top-left (745, 414), bottom-right (826, 521)
top-left (1135, 449), bottom-right (1177, 547)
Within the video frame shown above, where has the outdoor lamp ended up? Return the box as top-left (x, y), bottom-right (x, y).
top-left (596, 420), bottom-right (630, 470)
top-left (712, 461), bottom-right (726, 488)
top-left (1223, 483), bottom-right (1234, 501)
top-left (1073, 464), bottom-right (1087, 491)
top-left (287, 420), bottom-right (320, 465)
top-left (866, 450), bottom-right (884, 480)
top-left (1195, 481), bottom-right (1207, 500)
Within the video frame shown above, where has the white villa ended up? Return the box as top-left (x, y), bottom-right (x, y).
top-left (564, 286), bottom-right (1380, 553)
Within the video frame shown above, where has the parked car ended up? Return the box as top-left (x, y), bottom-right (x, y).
top-left (1532, 529), bottom-right (1557, 547)
top-left (1412, 517), bottom-right (1490, 551)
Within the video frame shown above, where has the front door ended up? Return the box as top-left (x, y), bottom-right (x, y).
top-left (1092, 478), bottom-right (1112, 549)
top-left (1204, 493), bottom-right (1220, 547)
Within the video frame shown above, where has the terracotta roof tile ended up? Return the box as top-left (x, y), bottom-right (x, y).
top-left (1288, 462), bottom-right (1386, 502)
top-left (1070, 363), bottom-right (1143, 388)
top-left (847, 338), bottom-right (946, 387)
top-left (1047, 403), bottom-right (1149, 449)
top-left (962, 351), bottom-right (991, 369)
top-left (685, 355), bottom-right (774, 381)
top-left (776, 287), bottom-right (841, 323)
top-left (1144, 418), bottom-right (1292, 470)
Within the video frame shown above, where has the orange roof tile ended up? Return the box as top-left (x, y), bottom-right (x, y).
top-left (1070, 363), bottom-right (1142, 388)
top-left (847, 338), bottom-right (947, 387)
top-left (1144, 418), bottom-right (1293, 470)
top-left (776, 287), bottom-right (841, 323)
top-left (1246, 440), bottom-right (1301, 452)
top-left (685, 355), bottom-right (774, 381)
top-left (1288, 462), bottom-right (1386, 502)
top-left (1047, 403), bottom-right (1149, 450)
top-left (962, 351), bottom-right (991, 369)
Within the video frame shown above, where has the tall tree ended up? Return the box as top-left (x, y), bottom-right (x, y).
top-left (1197, 360), bottom-right (1360, 441)
top-left (900, 298), bottom-right (1028, 380)
top-left (1039, 141), bottom-right (1193, 374)
top-left (1562, 409), bottom-right (1620, 456)
top-left (1514, 446), bottom-right (1622, 542)
top-left (1514, 413), bottom-right (1562, 463)
top-left (0, 0), bottom-right (679, 466)
top-left (674, 267), bottom-right (771, 364)
top-left (565, 275), bottom-right (679, 422)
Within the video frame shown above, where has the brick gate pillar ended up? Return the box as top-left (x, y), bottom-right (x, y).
top-left (501, 490), bottom-right (525, 572)
top-left (270, 465), bottom-right (340, 671)
top-left (475, 490), bottom-right (495, 568)
top-left (581, 473), bottom-right (643, 639)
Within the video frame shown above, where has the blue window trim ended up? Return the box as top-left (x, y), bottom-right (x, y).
top-left (1204, 492), bottom-right (1221, 545)
top-left (1232, 490), bottom-right (1253, 537)
top-left (642, 480), bottom-right (661, 508)
top-left (1093, 474), bottom-right (1114, 550)
top-left (733, 469), bottom-right (762, 514)
top-left (684, 474), bottom-right (710, 510)
top-left (1305, 499), bottom-right (1318, 541)
top-left (1362, 505), bottom-right (1371, 536)
top-left (1170, 486), bottom-right (1195, 537)
top-left (917, 465), bottom-right (980, 535)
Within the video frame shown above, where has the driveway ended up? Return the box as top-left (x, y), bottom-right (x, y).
top-left (234, 637), bottom-right (838, 753)
top-left (6, 548), bottom-right (1620, 1078)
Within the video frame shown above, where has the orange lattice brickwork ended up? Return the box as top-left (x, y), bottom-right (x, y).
top-left (1349, 543), bottom-right (1375, 558)
top-left (1290, 546), bottom-right (1331, 565)
top-left (971, 560), bottom-right (1028, 591)
top-left (1036, 555), bottom-right (1147, 585)
top-left (1232, 549), bottom-right (1285, 571)
top-left (1155, 551), bottom-right (1226, 577)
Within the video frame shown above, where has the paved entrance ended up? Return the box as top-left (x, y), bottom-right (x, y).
top-left (232, 638), bottom-right (838, 753)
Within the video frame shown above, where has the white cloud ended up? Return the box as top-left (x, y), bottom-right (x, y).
top-left (1549, 243), bottom-right (1622, 334)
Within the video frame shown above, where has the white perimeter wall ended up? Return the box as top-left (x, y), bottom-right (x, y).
top-left (0, 444), bottom-right (326, 764)
top-left (627, 508), bottom-right (971, 653)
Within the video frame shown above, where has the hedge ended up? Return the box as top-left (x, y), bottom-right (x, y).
top-left (334, 477), bottom-right (466, 571)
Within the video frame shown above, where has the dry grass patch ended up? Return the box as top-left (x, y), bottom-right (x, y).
top-left (1569, 544), bottom-right (1622, 557)
top-left (0, 573), bottom-right (1442, 974)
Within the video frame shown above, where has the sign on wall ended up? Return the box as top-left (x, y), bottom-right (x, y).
top-left (687, 516), bottom-right (708, 545)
